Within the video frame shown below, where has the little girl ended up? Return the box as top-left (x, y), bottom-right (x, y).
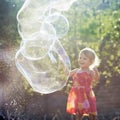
top-left (66, 47), bottom-right (100, 120)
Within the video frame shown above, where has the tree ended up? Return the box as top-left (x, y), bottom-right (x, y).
top-left (99, 18), bottom-right (120, 85)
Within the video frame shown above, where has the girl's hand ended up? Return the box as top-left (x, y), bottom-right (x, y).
top-left (65, 68), bottom-right (78, 77)
top-left (64, 67), bottom-right (70, 76)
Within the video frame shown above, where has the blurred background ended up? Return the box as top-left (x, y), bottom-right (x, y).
top-left (0, 0), bottom-right (120, 119)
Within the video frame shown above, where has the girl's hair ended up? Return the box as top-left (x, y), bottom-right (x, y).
top-left (79, 47), bottom-right (100, 69)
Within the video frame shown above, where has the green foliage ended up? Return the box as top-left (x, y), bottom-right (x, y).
top-left (99, 18), bottom-right (120, 85)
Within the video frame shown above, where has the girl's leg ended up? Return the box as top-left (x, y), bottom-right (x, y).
top-left (76, 114), bottom-right (83, 120)
top-left (89, 114), bottom-right (98, 120)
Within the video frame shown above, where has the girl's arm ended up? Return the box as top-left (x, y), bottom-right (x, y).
top-left (91, 67), bottom-right (100, 81)
top-left (69, 68), bottom-right (78, 77)
top-left (64, 67), bottom-right (78, 77)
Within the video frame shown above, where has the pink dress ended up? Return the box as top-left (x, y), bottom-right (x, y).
top-left (66, 70), bottom-right (97, 115)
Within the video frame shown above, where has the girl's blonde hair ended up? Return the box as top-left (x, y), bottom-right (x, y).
top-left (79, 47), bottom-right (100, 69)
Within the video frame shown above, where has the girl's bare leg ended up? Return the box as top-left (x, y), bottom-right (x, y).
top-left (76, 114), bottom-right (83, 120)
top-left (89, 114), bottom-right (98, 120)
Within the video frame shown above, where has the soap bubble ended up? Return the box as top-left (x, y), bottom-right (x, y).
top-left (17, 0), bottom-right (77, 40)
top-left (44, 13), bottom-right (69, 38)
top-left (50, 0), bottom-right (77, 11)
top-left (15, 0), bottom-right (77, 94)
top-left (20, 31), bottom-right (55, 60)
top-left (15, 40), bottom-right (70, 94)
top-left (40, 21), bottom-right (56, 37)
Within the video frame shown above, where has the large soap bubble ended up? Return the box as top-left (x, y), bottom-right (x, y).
top-left (15, 0), bottom-right (77, 94)
top-left (15, 40), bottom-right (70, 94)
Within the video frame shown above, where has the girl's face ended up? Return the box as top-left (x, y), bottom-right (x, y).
top-left (78, 53), bottom-right (92, 69)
